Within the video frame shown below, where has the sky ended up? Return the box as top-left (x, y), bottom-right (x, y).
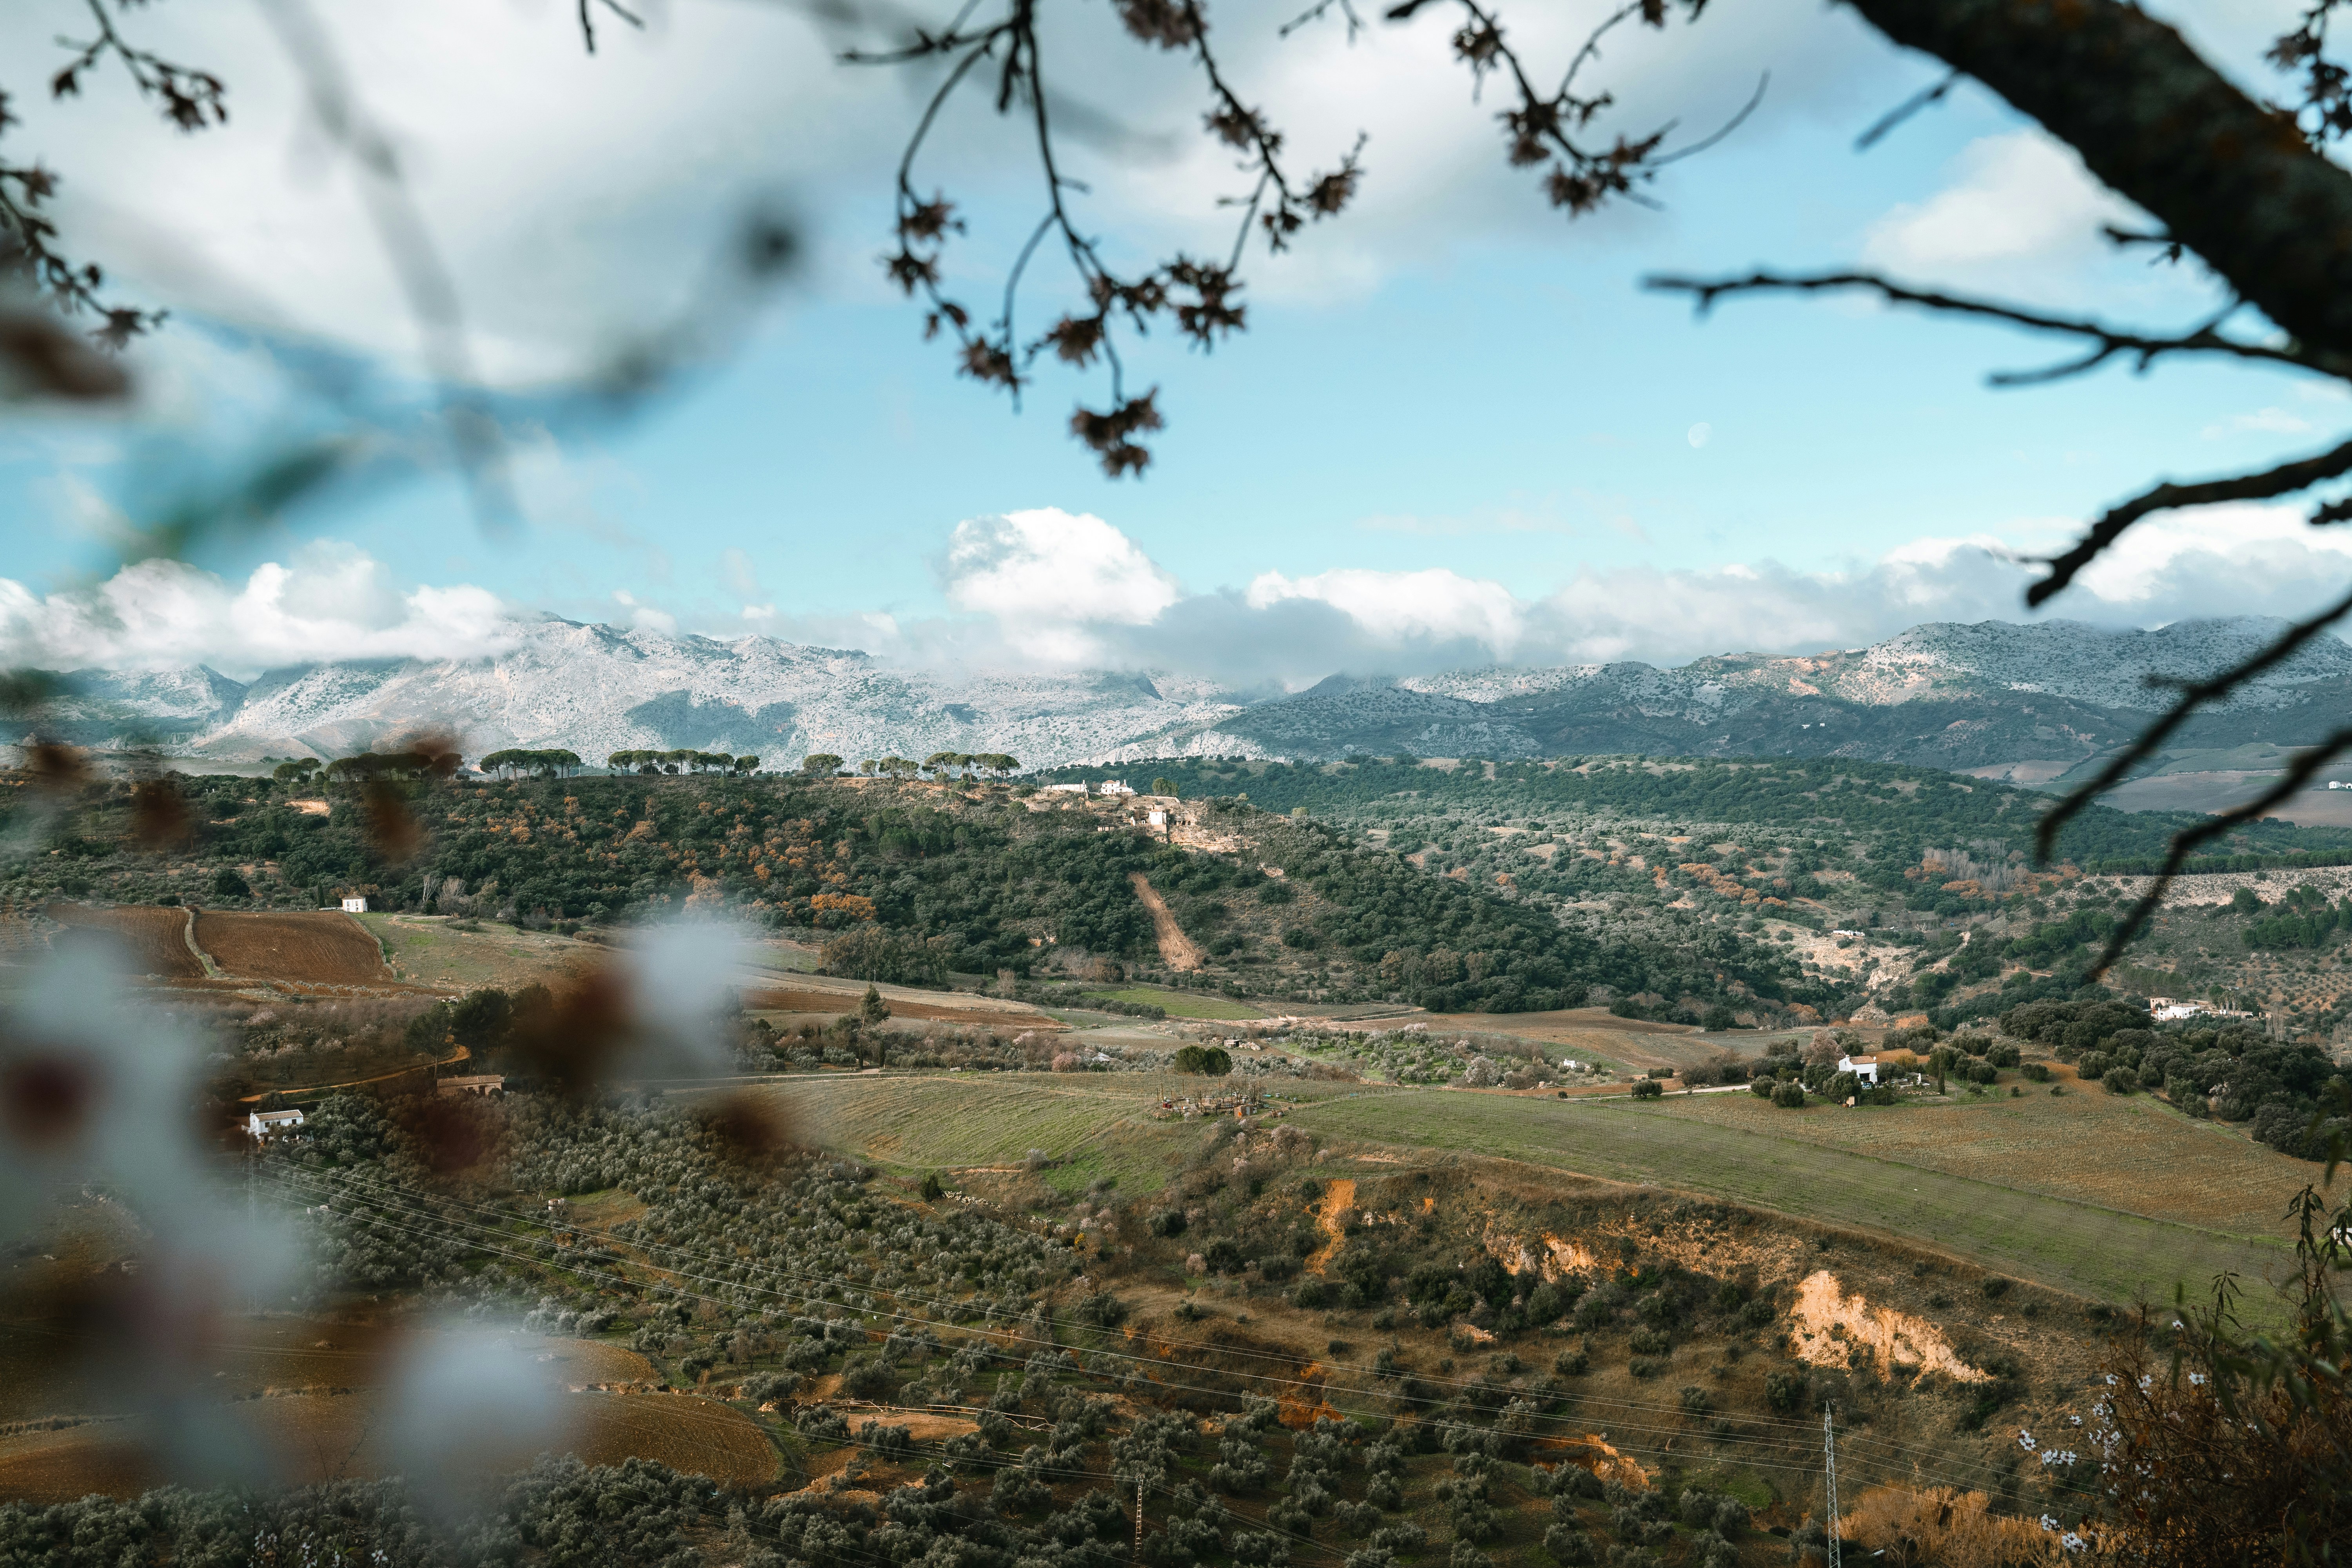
top-left (3, 0), bottom-right (2350, 687)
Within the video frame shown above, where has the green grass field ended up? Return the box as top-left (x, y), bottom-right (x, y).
top-left (755, 1073), bottom-right (1222, 1196)
top-left (1290, 1088), bottom-right (2298, 1314)
top-left (760, 1068), bottom-right (2308, 1318)
top-left (1094, 987), bottom-right (1263, 1020)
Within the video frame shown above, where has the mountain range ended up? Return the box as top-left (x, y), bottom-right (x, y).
top-left (10, 616), bottom-right (2351, 777)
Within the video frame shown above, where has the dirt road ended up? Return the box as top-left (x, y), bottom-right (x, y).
top-left (1127, 872), bottom-right (1203, 971)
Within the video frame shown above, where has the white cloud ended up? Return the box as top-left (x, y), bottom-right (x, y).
top-left (1246, 566), bottom-right (1524, 654)
top-left (0, 544), bottom-right (514, 677)
top-left (12, 508), bottom-right (2350, 691)
top-left (2201, 407), bottom-right (2318, 439)
top-left (943, 507), bottom-right (1182, 660)
top-left (610, 589), bottom-right (677, 635)
top-left (1862, 131), bottom-right (2137, 281)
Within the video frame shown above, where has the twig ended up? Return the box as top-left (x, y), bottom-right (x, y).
top-left (577, 0), bottom-right (646, 55)
top-left (2036, 580), bottom-right (2352, 864)
top-left (2027, 434), bottom-right (2352, 607)
top-left (1855, 69), bottom-right (1959, 150)
top-left (255, 0), bottom-right (513, 524)
top-left (1644, 270), bottom-right (2342, 381)
top-left (2089, 728), bottom-right (2352, 980)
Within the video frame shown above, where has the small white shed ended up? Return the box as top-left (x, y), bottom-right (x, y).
top-left (341, 896), bottom-right (368, 913)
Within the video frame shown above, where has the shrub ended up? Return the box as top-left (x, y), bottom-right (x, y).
top-left (1677, 1387), bottom-right (1711, 1415)
top-left (1630, 1080), bottom-right (1664, 1100)
top-left (2022, 1062), bottom-right (2050, 1082)
top-left (1172, 1044), bottom-right (1233, 1076)
top-left (1748, 1076), bottom-right (1775, 1098)
top-left (1292, 1280), bottom-right (1329, 1310)
top-left (1772, 1082), bottom-right (1807, 1109)
top-left (919, 1172), bottom-right (946, 1201)
top-left (1149, 1209), bottom-right (1188, 1237)
top-left (1628, 1357), bottom-right (1664, 1379)
top-left (1073, 1291), bottom-right (1129, 1328)
top-left (1967, 1062), bottom-right (1998, 1085)
top-left (1764, 1369), bottom-right (1808, 1414)
top-left (1986, 1043), bottom-right (2020, 1068)
top-left (1980, 1276), bottom-right (2010, 1299)
top-left (1543, 1523), bottom-right (1596, 1564)
top-left (1553, 1347), bottom-right (1590, 1377)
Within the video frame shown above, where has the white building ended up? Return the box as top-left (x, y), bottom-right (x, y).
top-left (1837, 1053), bottom-right (1880, 1085)
top-left (341, 896), bottom-right (368, 913)
top-left (247, 1107), bottom-right (305, 1140)
top-left (1043, 782), bottom-right (1089, 795)
top-left (1098, 780), bottom-right (1136, 797)
top-left (1146, 809), bottom-right (1169, 828)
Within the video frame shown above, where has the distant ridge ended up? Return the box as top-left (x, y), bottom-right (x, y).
top-left (8, 615), bottom-right (2349, 774)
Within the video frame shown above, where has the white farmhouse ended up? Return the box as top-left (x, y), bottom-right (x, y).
top-left (1836, 1053), bottom-right (1880, 1085)
top-left (1098, 780), bottom-right (1136, 797)
top-left (1044, 782), bottom-right (1089, 795)
top-left (247, 1108), bottom-right (305, 1140)
top-left (340, 896), bottom-right (368, 913)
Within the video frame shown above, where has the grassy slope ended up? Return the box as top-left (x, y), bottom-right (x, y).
top-left (762, 1071), bottom-right (2301, 1316)
top-left (1291, 1089), bottom-right (2294, 1312)
top-left (763, 1073), bottom-right (1221, 1197)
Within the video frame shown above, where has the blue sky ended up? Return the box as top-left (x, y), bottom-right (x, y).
top-left (4, 0), bottom-right (2348, 682)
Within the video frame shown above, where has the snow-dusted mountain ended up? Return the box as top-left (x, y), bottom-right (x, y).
top-left (10, 615), bottom-right (2349, 771)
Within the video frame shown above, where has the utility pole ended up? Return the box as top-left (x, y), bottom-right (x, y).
top-left (1132, 1479), bottom-right (1143, 1563)
top-left (1822, 1402), bottom-right (1842, 1568)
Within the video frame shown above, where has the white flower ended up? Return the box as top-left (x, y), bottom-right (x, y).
top-left (2018, 1430), bottom-right (2038, 1450)
top-left (2040, 1516), bottom-right (2059, 1532)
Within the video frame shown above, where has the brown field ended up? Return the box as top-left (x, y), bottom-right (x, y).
top-left (196, 911), bottom-right (390, 985)
top-left (568, 1393), bottom-right (778, 1486)
top-left (0, 1317), bottom-right (775, 1502)
top-left (42, 902), bottom-right (203, 980)
top-left (746, 983), bottom-right (1064, 1032)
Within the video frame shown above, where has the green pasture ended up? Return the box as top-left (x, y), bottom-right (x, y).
top-left (1291, 1089), bottom-right (2296, 1316)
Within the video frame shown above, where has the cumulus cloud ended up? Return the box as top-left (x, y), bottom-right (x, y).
top-left (943, 508), bottom-right (1182, 659)
top-left (11, 507), bottom-right (2350, 690)
top-left (1862, 131), bottom-right (2140, 286)
top-left (0, 545), bottom-right (516, 677)
top-left (1246, 566), bottom-right (1525, 654)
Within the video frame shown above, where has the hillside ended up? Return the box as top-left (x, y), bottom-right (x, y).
top-left (0, 769), bottom-right (1841, 1020)
top-left (11, 615), bottom-right (2352, 780)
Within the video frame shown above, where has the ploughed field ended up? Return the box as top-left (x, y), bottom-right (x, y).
top-left (195, 911), bottom-right (392, 985)
top-left (41, 902), bottom-right (203, 980)
top-left (0, 1308), bottom-right (777, 1503)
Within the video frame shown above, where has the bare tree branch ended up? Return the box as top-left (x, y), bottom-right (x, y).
top-left (1642, 269), bottom-right (2343, 381)
top-left (256, 0), bottom-right (514, 523)
top-left (2089, 727), bottom-right (2352, 981)
top-left (2037, 581), bottom-right (2352, 866)
top-left (1854, 67), bottom-right (1960, 151)
top-left (577, 0), bottom-right (646, 56)
top-left (2027, 435), bottom-right (2352, 608)
top-left (1844, 0), bottom-right (2352, 366)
